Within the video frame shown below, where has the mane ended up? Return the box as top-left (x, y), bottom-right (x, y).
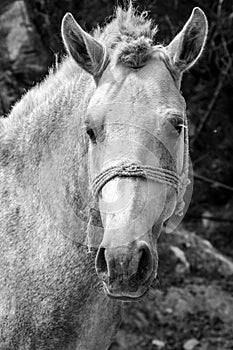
top-left (94, 3), bottom-right (171, 69)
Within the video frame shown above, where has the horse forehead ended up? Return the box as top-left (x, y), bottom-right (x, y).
top-left (101, 60), bottom-right (180, 108)
top-left (88, 59), bottom-right (183, 119)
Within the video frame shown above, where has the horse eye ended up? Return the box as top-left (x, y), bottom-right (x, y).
top-left (174, 123), bottom-right (183, 135)
top-left (86, 127), bottom-right (96, 142)
top-left (169, 116), bottom-right (184, 135)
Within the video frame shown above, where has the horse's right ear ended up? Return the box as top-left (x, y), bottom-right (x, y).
top-left (166, 7), bottom-right (208, 73)
top-left (61, 13), bottom-right (108, 77)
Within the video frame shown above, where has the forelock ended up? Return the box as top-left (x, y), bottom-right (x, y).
top-left (94, 3), bottom-right (162, 69)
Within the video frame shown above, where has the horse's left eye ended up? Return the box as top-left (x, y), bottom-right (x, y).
top-left (174, 123), bottom-right (183, 135)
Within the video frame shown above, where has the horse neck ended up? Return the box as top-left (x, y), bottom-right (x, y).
top-left (4, 58), bottom-right (95, 244)
top-left (16, 57), bottom-right (94, 181)
top-left (36, 59), bottom-right (95, 240)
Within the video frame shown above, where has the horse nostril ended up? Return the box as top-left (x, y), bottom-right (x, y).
top-left (129, 244), bottom-right (152, 287)
top-left (138, 247), bottom-right (152, 280)
top-left (95, 247), bottom-right (108, 281)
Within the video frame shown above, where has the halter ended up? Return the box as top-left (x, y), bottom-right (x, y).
top-left (86, 118), bottom-right (190, 250)
top-left (92, 162), bottom-right (180, 197)
top-left (90, 116), bottom-right (190, 217)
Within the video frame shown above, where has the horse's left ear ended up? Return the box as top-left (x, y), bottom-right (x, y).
top-left (61, 13), bottom-right (108, 77)
top-left (166, 7), bottom-right (208, 72)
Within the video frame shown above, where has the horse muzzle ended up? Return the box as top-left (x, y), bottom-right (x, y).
top-left (95, 240), bottom-right (156, 301)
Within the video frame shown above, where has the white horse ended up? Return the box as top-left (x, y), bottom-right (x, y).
top-left (0, 3), bottom-right (207, 349)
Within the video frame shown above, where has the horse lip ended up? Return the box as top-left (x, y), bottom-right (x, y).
top-left (103, 282), bottom-right (149, 302)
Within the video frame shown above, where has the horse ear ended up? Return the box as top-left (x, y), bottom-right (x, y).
top-left (166, 7), bottom-right (208, 72)
top-left (61, 13), bottom-right (108, 77)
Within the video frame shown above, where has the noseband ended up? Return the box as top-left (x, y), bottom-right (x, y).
top-left (92, 161), bottom-right (180, 197)
top-left (87, 162), bottom-right (181, 250)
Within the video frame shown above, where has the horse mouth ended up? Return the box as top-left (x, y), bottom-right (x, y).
top-left (103, 282), bottom-right (149, 301)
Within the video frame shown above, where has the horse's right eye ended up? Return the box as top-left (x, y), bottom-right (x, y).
top-left (86, 127), bottom-right (96, 143)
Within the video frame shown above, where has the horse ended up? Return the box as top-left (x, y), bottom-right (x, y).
top-left (0, 3), bottom-right (207, 349)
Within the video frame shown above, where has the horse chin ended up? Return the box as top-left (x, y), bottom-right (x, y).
top-left (103, 282), bottom-right (150, 302)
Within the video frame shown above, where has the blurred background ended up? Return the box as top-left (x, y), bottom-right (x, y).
top-left (0, 0), bottom-right (233, 349)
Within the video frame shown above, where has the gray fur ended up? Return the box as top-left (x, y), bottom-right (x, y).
top-left (0, 55), bottom-right (121, 349)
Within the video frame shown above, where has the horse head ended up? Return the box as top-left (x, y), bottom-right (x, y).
top-left (62, 5), bottom-right (207, 301)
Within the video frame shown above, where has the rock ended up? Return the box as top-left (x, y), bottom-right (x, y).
top-left (170, 245), bottom-right (190, 273)
top-left (152, 339), bottom-right (165, 349)
top-left (0, 0), bottom-right (49, 114)
top-left (183, 338), bottom-right (199, 350)
top-left (159, 229), bottom-right (233, 278)
top-left (157, 284), bottom-right (233, 324)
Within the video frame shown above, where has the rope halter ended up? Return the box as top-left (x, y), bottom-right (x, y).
top-left (86, 120), bottom-right (190, 250)
top-left (92, 161), bottom-right (180, 197)
top-left (90, 118), bottom-right (190, 218)
top-left (87, 160), bottom-right (188, 250)
top-left (91, 160), bottom-right (189, 218)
